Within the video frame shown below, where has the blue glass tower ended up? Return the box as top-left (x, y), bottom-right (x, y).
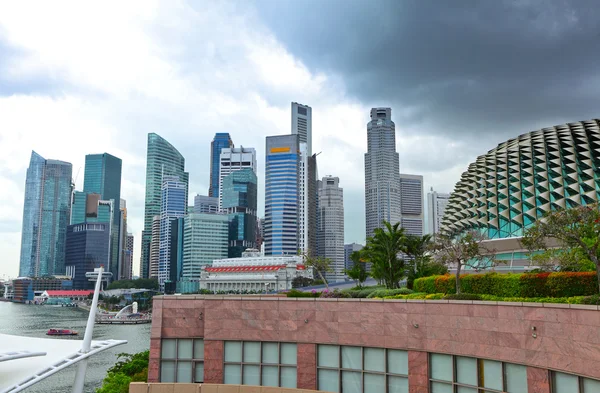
top-left (222, 168), bottom-right (258, 257)
top-left (208, 133), bottom-right (233, 198)
top-left (65, 222), bottom-right (111, 289)
top-left (158, 176), bottom-right (186, 290)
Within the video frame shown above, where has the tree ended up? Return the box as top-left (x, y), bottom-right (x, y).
top-left (431, 230), bottom-right (494, 294)
top-left (291, 276), bottom-right (314, 288)
top-left (362, 221), bottom-right (407, 289)
top-left (302, 252), bottom-right (333, 289)
top-left (97, 351), bottom-right (149, 393)
top-left (344, 251), bottom-right (369, 288)
top-left (520, 204), bottom-right (600, 293)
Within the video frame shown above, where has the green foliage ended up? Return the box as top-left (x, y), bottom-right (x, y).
top-left (320, 289), bottom-right (351, 298)
top-left (292, 276), bottom-right (315, 288)
top-left (312, 279), bottom-right (325, 286)
top-left (580, 294), bottom-right (600, 305)
top-left (443, 293), bottom-right (482, 300)
top-left (96, 351), bottom-right (149, 393)
top-left (546, 272), bottom-right (598, 297)
top-left (362, 221), bottom-right (408, 289)
top-left (107, 278), bottom-right (159, 290)
top-left (367, 288), bottom-right (413, 298)
top-left (344, 251), bottom-right (369, 288)
top-left (461, 273), bottom-right (521, 297)
top-left (285, 289), bottom-right (320, 298)
top-left (302, 252), bottom-right (333, 289)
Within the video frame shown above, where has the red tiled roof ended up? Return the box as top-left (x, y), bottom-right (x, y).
top-left (45, 290), bottom-right (94, 297)
top-left (205, 265), bottom-right (307, 273)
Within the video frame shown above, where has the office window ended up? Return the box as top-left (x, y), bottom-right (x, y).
top-left (317, 345), bottom-right (408, 393)
top-left (429, 354), bottom-right (527, 393)
top-left (223, 341), bottom-right (297, 388)
top-left (160, 338), bottom-right (204, 383)
top-left (552, 372), bottom-right (600, 392)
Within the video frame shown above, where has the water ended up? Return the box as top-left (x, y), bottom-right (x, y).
top-left (0, 301), bottom-right (150, 393)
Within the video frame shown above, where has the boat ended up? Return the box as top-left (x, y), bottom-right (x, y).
top-left (46, 329), bottom-right (78, 336)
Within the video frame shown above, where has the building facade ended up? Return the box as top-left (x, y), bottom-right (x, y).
top-left (141, 133), bottom-right (188, 278)
top-left (291, 102), bottom-right (312, 155)
top-left (317, 176), bottom-right (345, 282)
top-left (65, 222), bottom-right (111, 290)
top-left (149, 215), bottom-right (161, 279)
top-left (118, 198), bottom-right (129, 280)
top-left (158, 176), bottom-right (187, 290)
top-left (222, 169), bottom-right (258, 257)
top-left (209, 133), bottom-right (234, 199)
top-left (364, 108), bottom-right (401, 238)
top-left (19, 151), bottom-right (73, 278)
top-left (193, 195), bottom-right (219, 214)
top-left (297, 144), bottom-right (317, 257)
top-left (427, 188), bottom-right (450, 235)
top-left (181, 213), bottom-right (229, 282)
top-left (399, 173), bottom-right (424, 236)
top-left (123, 232), bottom-right (134, 280)
top-left (218, 146), bottom-right (257, 210)
top-left (344, 243), bottom-right (364, 270)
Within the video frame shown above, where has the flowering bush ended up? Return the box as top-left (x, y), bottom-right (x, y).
top-left (320, 289), bottom-right (351, 298)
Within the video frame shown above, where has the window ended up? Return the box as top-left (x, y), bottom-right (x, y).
top-left (429, 354), bottom-right (527, 393)
top-left (160, 338), bottom-right (204, 383)
top-left (552, 372), bottom-right (600, 393)
top-left (223, 341), bottom-right (297, 388)
top-left (317, 345), bottom-right (408, 393)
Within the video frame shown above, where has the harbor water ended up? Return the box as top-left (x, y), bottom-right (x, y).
top-left (0, 301), bottom-right (150, 392)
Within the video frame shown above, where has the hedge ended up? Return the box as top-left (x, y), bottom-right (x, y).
top-left (414, 272), bottom-right (598, 297)
top-left (383, 292), bottom-right (600, 304)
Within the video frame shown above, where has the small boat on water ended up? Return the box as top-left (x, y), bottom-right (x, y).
top-left (46, 329), bottom-right (78, 336)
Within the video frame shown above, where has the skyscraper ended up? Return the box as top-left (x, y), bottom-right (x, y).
top-left (222, 168), bottom-right (258, 257)
top-left (141, 133), bottom-right (188, 278)
top-left (124, 232), bottom-right (134, 280)
top-left (264, 134), bottom-right (300, 256)
top-left (158, 176), bottom-right (187, 290)
top-left (194, 195), bottom-right (219, 214)
top-left (150, 215), bottom-right (160, 279)
top-left (364, 108), bottom-right (401, 238)
top-left (209, 133), bottom-right (233, 199)
top-left (181, 213), bottom-right (229, 280)
top-left (19, 151), bottom-right (73, 278)
top-left (65, 222), bottom-right (111, 289)
top-left (118, 198), bottom-right (128, 280)
top-left (317, 176), bottom-right (345, 282)
top-left (399, 174), bottom-right (424, 236)
top-left (427, 188), bottom-right (450, 235)
top-left (292, 102), bottom-right (312, 155)
top-left (344, 243), bottom-right (363, 270)
top-left (218, 146), bottom-right (256, 210)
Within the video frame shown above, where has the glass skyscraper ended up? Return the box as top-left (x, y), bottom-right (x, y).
top-left (208, 133), bottom-right (233, 198)
top-left (141, 133), bottom-right (188, 278)
top-left (19, 151), bottom-right (73, 277)
top-left (65, 222), bottom-right (111, 289)
top-left (222, 168), bottom-right (258, 257)
top-left (158, 176), bottom-right (187, 290)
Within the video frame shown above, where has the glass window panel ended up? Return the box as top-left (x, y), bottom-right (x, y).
top-left (341, 346), bottom-right (361, 370)
top-left (224, 341), bottom-right (242, 362)
top-left (364, 373), bottom-right (385, 393)
top-left (430, 354), bottom-right (453, 382)
top-left (387, 349), bottom-right (408, 375)
top-left (342, 371), bottom-right (361, 393)
top-left (318, 345), bottom-right (340, 368)
top-left (194, 362), bottom-right (204, 383)
top-left (262, 365), bottom-right (279, 387)
top-left (430, 382), bottom-right (453, 393)
top-left (553, 372), bottom-right (579, 393)
top-left (456, 356), bottom-right (478, 386)
top-left (243, 364), bottom-right (260, 385)
top-left (224, 364), bottom-right (241, 384)
top-left (193, 339), bottom-right (204, 360)
top-left (262, 342), bottom-right (279, 364)
top-left (161, 339), bottom-right (176, 359)
top-left (388, 375), bottom-right (409, 393)
top-left (176, 361), bottom-right (193, 383)
top-left (243, 341), bottom-right (261, 363)
top-left (505, 363), bottom-right (528, 393)
top-left (318, 369), bottom-right (340, 393)
top-left (482, 359), bottom-right (503, 390)
top-left (177, 339), bottom-right (193, 360)
top-left (281, 366), bottom-right (297, 388)
top-left (457, 387), bottom-right (477, 393)
top-left (583, 377), bottom-right (600, 393)
top-left (364, 347), bottom-right (385, 372)
top-left (160, 360), bottom-right (175, 383)
top-left (281, 343), bottom-right (297, 365)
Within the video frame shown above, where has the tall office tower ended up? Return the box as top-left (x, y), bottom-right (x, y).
top-left (364, 108), bottom-right (401, 238)
top-left (181, 213), bottom-right (229, 279)
top-left (124, 233), bottom-right (134, 280)
top-left (399, 174), bottom-right (424, 236)
top-left (298, 143), bottom-right (318, 256)
top-left (344, 243), bottom-right (364, 270)
top-left (222, 168), bottom-right (258, 257)
top-left (218, 146), bottom-right (257, 210)
top-left (427, 188), bottom-right (450, 235)
top-left (317, 176), bottom-right (345, 282)
top-left (292, 102), bottom-right (312, 155)
top-left (141, 133), bottom-right (188, 278)
top-left (194, 195), bottom-right (219, 214)
top-left (118, 198), bottom-right (128, 280)
top-left (158, 176), bottom-right (187, 290)
top-left (65, 222), bottom-right (111, 289)
top-left (264, 134), bottom-right (300, 256)
top-left (256, 218), bottom-right (265, 252)
top-left (19, 151), bottom-right (73, 278)
top-left (165, 217), bottom-right (184, 294)
top-left (209, 133), bottom-right (234, 198)
top-left (149, 215), bottom-right (161, 279)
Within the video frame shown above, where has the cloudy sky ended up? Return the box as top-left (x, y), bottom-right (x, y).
top-left (1, 0), bottom-right (599, 278)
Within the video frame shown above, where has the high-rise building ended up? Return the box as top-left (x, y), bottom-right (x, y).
top-left (141, 133), bottom-right (188, 278)
top-left (344, 243), bottom-right (363, 270)
top-left (292, 102), bottom-right (312, 155)
top-left (364, 108), bottom-right (401, 238)
top-left (264, 134), bottom-right (300, 256)
top-left (165, 217), bottom-right (184, 294)
top-left (124, 232), bottom-right (134, 280)
top-left (399, 174), bottom-right (424, 236)
top-left (65, 222), bottom-right (111, 289)
top-left (218, 146), bottom-right (257, 210)
top-left (158, 176), bottom-right (187, 290)
top-left (317, 176), bottom-right (345, 282)
top-left (427, 188), bottom-right (450, 235)
top-left (149, 215), bottom-right (160, 279)
top-left (194, 195), bottom-right (219, 214)
top-left (19, 151), bottom-right (73, 278)
top-left (181, 213), bottom-right (229, 280)
top-left (209, 133), bottom-right (233, 199)
top-left (222, 168), bottom-right (258, 257)
top-left (256, 218), bottom-right (265, 252)
top-left (298, 143), bottom-right (318, 256)
top-left (118, 198), bottom-right (128, 280)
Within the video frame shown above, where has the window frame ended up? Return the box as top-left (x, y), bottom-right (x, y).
top-left (551, 371), bottom-right (600, 393)
top-left (159, 338), bottom-right (205, 383)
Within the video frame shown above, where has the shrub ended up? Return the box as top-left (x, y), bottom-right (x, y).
top-left (546, 272), bottom-right (598, 297)
top-left (434, 275), bottom-right (455, 293)
top-left (367, 288), bottom-right (413, 298)
top-left (443, 293), bottom-right (482, 300)
top-left (581, 294), bottom-right (600, 305)
top-left (286, 289), bottom-right (319, 298)
top-left (320, 289), bottom-right (351, 298)
top-left (414, 276), bottom-right (435, 293)
top-left (519, 273), bottom-right (551, 297)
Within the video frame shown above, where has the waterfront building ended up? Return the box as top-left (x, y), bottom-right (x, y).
top-left (264, 134), bottom-right (300, 256)
top-left (344, 243), bottom-right (364, 270)
top-left (181, 213), bottom-right (229, 282)
top-left (291, 102), bottom-right (312, 155)
top-left (317, 176), bottom-right (345, 282)
top-left (193, 195), bottom-right (219, 214)
top-left (141, 133), bottom-right (188, 278)
top-left (399, 173), bottom-right (424, 236)
top-left (427, 188), bottom-right (450, 235)
top-left (19, 151), bottom-right (73, 278)
top-left (165, 218), bottom-right (184, 294)
top-left (11, 276), bottom-right (72, 303)
top-left (364, 108), bottom-right (401, 237)
top-left (208, 133), bottom-right (234, 198)
top-left (149, 215), bottom-right (160, 279)
top-left (218, 146), bottom-right (257, 210)
top-left (222, 168), bottom-right (258, 257)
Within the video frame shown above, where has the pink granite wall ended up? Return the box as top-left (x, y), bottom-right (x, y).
top-left (527, 366), bottom-right (551, 393)
top-left (408, 351), bottom-right (428, 393)
top-left (296, 343), bottom-right (316, 390)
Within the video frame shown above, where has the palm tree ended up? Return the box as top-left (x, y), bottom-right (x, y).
top-left (362, 221), bottom-right (407, 289)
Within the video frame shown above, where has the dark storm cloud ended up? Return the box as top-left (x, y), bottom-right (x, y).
top-left (253, 0), bottom-right (600, 139)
